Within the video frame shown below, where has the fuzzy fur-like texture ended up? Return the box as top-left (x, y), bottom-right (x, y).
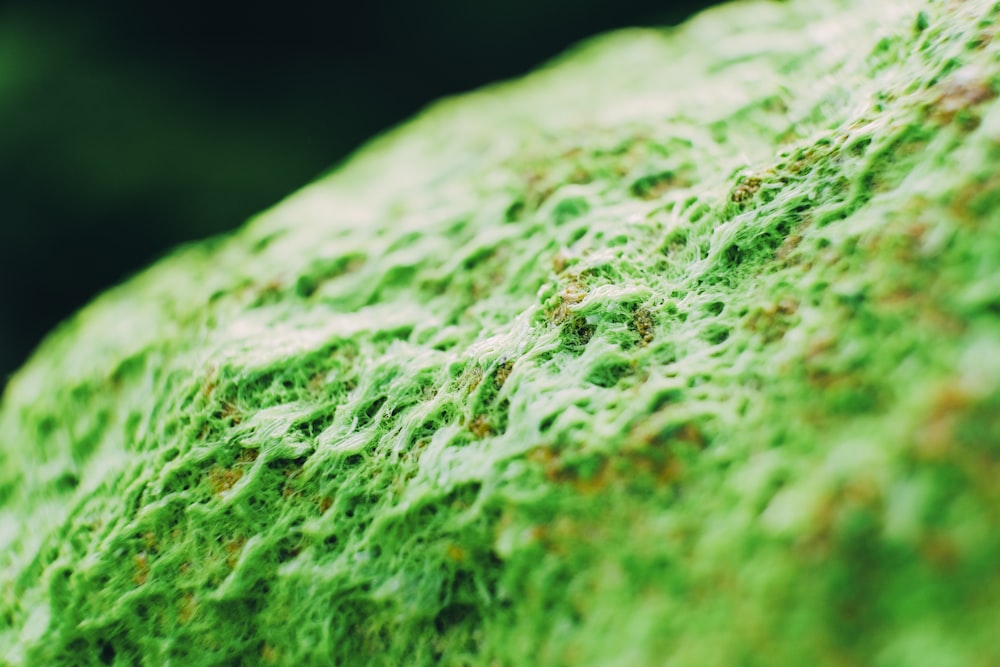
top-left (2, 0), bottom-right (1000, 664)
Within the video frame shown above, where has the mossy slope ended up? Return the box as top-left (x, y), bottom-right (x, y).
top-left (2, 0), bottom-right (1000, 665)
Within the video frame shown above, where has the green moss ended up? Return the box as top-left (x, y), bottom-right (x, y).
top-left (3, 0), bottom-right (1000, 665)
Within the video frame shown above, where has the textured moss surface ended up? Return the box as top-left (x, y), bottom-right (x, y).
top-left (3, 0), bottom-right (1000, 664)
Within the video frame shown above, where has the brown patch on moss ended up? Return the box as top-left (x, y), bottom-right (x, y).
top-left (224, 536), bottom-right (247, 569)
top-left (178, 592), bottom-right (197, 624)
top-left (214, 401), bottom-right (242, 426)
top-left (914, 382), bottom-right (974, 461)
top-left (495, 360), bottom-right (514, 388)
top-left (920, 532), bottom-right (960, 570)
top-left (569, 167), bottom-right (592, 185)
top-left (627, 405), bottom-right (706, 448)
top-left (552, 251), bottom-right (570, 275)
top-left (948, 172), bottom-right (1000, 225)
top-left (631, 307), bottom-right (656, 346)
top-left (731, 175), bottom-right (762, 203)
top-left (775, 231), bottom-right (805, 264)
top-left (251, 278), bottom-right (287, 307)
top-left (523, 168), bottom-right (556, 210)
top-left (549, 277), bottom-right (589, 325)
top-left (527, 446), bottom-right (558, 470)
top-left (237, 448), bottom-right (259, 464)
top-left (528, 444), bottom-right (682, 494)
top-left (930, 65), bottom-right (996, 128)
top-left (632, 419), bottom-right (707, 458)
top-left (261, 643), bottom-right (280, 664)
top-left (468, 414), bottom-right (494, 439)
top-left (872, 276), bottom-right (968, 338)
top-left (863, 220), bottom-right (931, 262)
top-left (133, 552), bottom-right (150, 586)
top-left (968, 25), bottom-right (996, 50)
top-left (308, 371), bottom-right (326, 393)
top-left (202, 366), bottom-right (218, 398)
top-left (796, 474), bottom-right (884, 563)
top-left (445, 544), bottom-right (467, 563)
top-left (462, 366), bottom-right (484, 394)
top-left (744, 298), bottom-right (799, 343)
top-left (207, 466), bottom-right (243, 495)
top-left (669, 422), bottom-right (706, 448)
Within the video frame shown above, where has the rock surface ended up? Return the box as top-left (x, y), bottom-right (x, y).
top-left (2, 0), bottom-right (1000, 664)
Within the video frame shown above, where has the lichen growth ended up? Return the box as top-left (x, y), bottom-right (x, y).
top-left (2, 0), bottom-right (1000, 665)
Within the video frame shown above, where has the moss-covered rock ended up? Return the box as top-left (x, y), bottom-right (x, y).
top-left (3, 0), bottom-right (1000, 664)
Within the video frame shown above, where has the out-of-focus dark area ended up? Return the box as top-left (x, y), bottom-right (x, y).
top-left (0, 0), bottom-right (723, 387)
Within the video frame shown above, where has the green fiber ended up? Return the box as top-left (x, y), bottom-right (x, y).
top-left (3, 0), bottom-right (1000, 664)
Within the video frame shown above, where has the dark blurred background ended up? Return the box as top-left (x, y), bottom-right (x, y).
top-left (0, 0), bottom-right (724, 387)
